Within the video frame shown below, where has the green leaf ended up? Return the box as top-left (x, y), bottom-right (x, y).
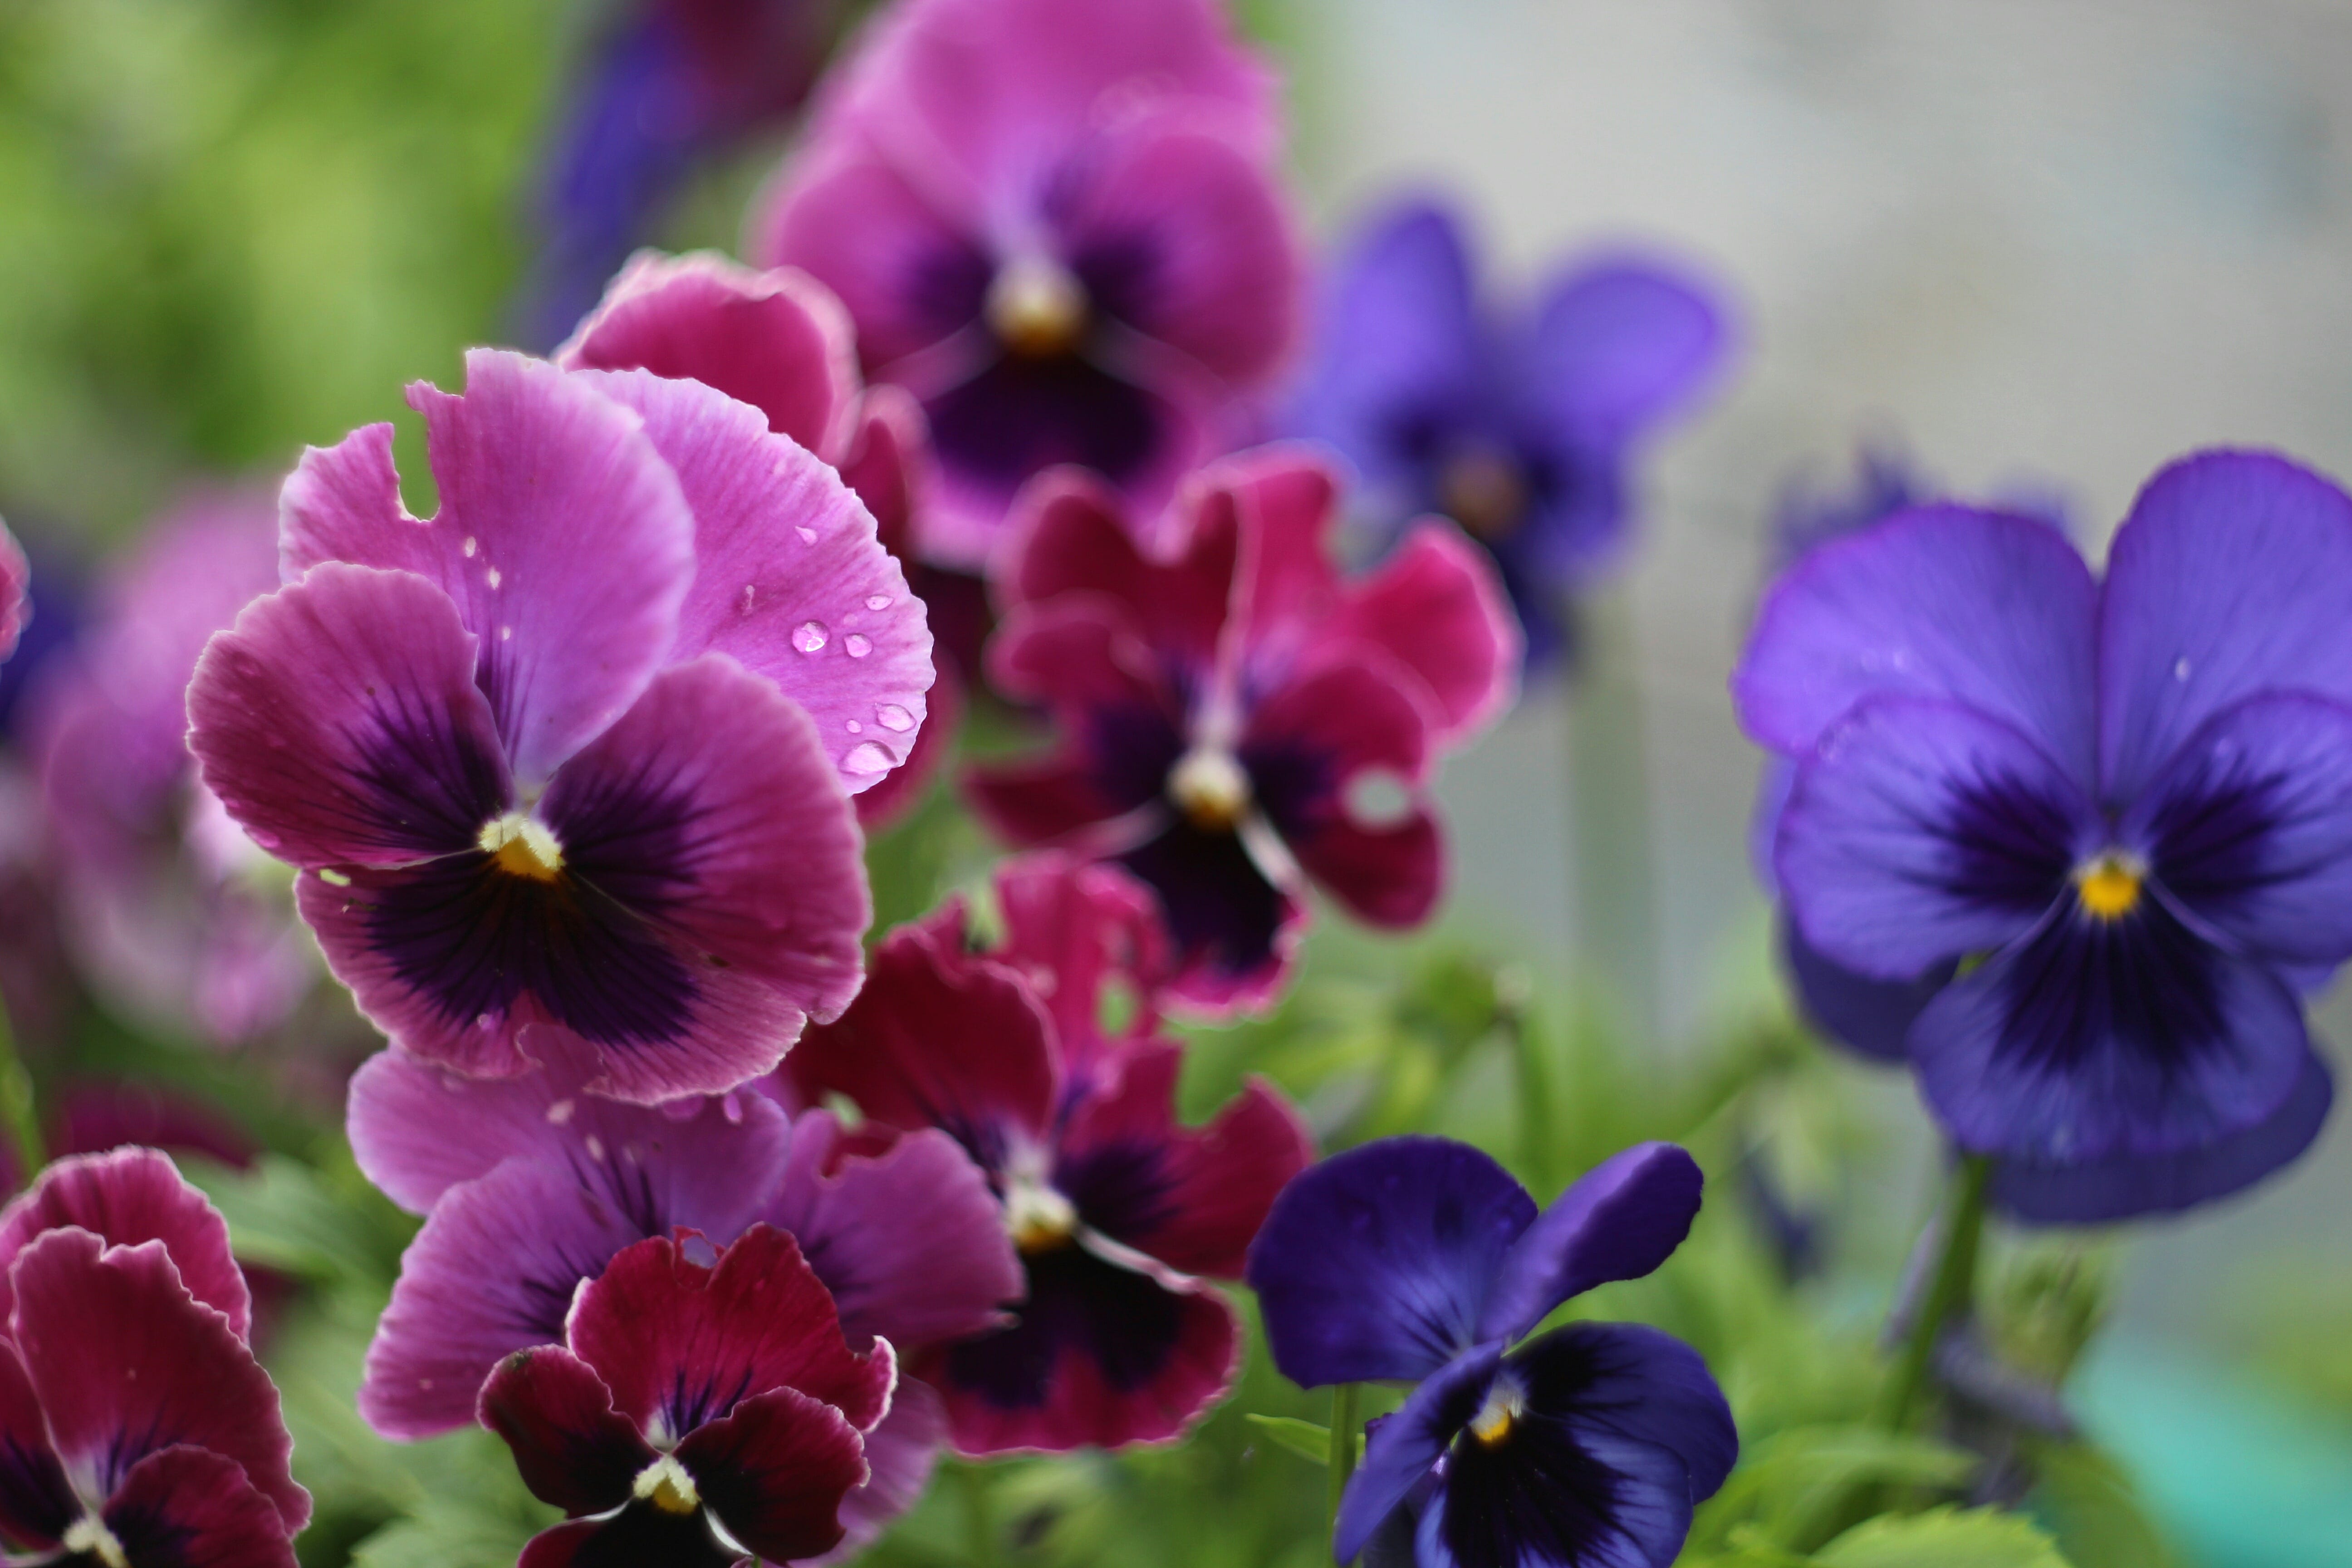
top-left (1690, 1424), bottom-right (1977, 1554)
top-left (2024, 1441), bottom-right (2181, 1568)
top-left (1814, 1506), bottom-right (2072, 1568)
top-left (181, 1153), bottom-right (414, 1287)
top-left (1243, 1415), bottom-right (1331, 1466)
top-left (350, 1498), bottom-right (544, 1568)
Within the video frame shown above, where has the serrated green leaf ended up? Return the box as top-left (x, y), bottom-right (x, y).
top-left (1244, 1414), bottom-right (1331, 1465)
top-left (350, 1498), bottom-right (543, 1568)
top-left (1814, 1506), bottom-right (2071, 1568)
top-left (2024, 1441), bottom-right (2180, 1568)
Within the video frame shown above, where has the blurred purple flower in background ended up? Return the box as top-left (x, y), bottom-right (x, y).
top-left (0, 523), bottom-right (25, 665)
top-left (1289, 197), bottom-right (1730, 669)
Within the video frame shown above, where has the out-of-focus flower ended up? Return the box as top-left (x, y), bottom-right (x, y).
top-left (348, 1047), bottom-right (1015, 1557)
top-left (481, 1225), bottom-right (895, 1568)
top-left (1247, 1137), bottom-right (1734, 1568)
top-left (1289, 198), bottom-right (1728, 668)
top-left (188, 350), bottom-right (926, 1103)
top-left (0, 1148), bottom-right (310, 1567)
top-left (782, 867), bottom-right (1313, 1452)
top-left (0, 523), bottom-right (25, 664)
top-left (966, 447), bottom-right (1519, 1013)
top-left (1736, 451), bottom-right (2352, 1222)
top-left (751, 0), bottom-right (1304, 569)
top-left (31, 493), bottom-right (313, 1046)
top-left (557, 250), bottom-right (957, 828)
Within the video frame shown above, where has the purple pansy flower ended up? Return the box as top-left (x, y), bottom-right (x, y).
top-left (782, 860), bottom-right (1313, 1453)
top-left (481, 1224), bottom-right (895, 1568)
top-left (1735, 450), bottom-right (2352, 1222)
top-left (188, 349), bottom-right (931, 1103)
top-left (750, 0), bottom-right (1304, 569)
top-left (966, 446), bottom-right (1519, 1014)
top-left (1289, 197), bottom-right (1728, 669)
top-left (1247, 1137), bottom-right (1734, 1568)
top-left (0, 1148), bottom-right (311, 1568)
top-left (348, 1043), bottom-right (1017, 1558)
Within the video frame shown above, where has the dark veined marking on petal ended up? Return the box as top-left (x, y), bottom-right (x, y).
top-left (940, 1245), bottom-right (1187, 1408)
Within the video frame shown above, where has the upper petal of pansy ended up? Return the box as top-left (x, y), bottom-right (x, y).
top-left (837, 384), bottom-right (931, 561)
top-left (1334, 1342), bottom-right (1504, 1566)
top-left (1001, 468), bottom-right (1235, 675)
top-left (555, 250), bottom-right (860, 456)
top-left (1245, 1136), bottom-right (1536, 1387)
top-left (572, 369), bottom-right (932, 795)
top-left (10, 1230), bottom-right (309, 1531)
top-left (477, 1344), bottom-right (654, 1516)
top-left (782, 912), bottom-right (1059, 1165)
top-left (994, 853), bottom-right (1174, 1070)
top-left (102, 1447), bottom-right (299, 1568)
top-left (1734, 505), bottom-right (2097, 780)
top-left (2099, 451), bottom-right (2352, 802)
top-left (186, 563), bottom-right (510, 869)
top-left (0, 1147), bottom-right (249, 1342)
top-left (1524, 255), bottom-right (1730, 446)
top-left (764, 1111), bottom-right (1023, 1353)
top-left (1325, 521), bottom-right (1522, 745)
top-left (280, 350), bottom-right (696, 786)
top-left (1190, 446), bottom-right (1343, 666)
top-left (568, 1227), bottom-right (895, 1441)
top-left (1776, 695), bottom-right (2091, 981)
top-left (1475, 1143), bottom-right (1704, 1347)
top-left (674, 1385), bottom-right (870, 1563)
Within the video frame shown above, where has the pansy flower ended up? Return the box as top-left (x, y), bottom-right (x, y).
top-left (1246, 1137), bottom-right (1735, 1568)
top-left (966, 446), bottom-right (1519, 1012)
top-left (1289, 197), bottom-right (1727, 668)
top-left (188, 349), bottom-right (931, 1102)
top-left (782, 864), bottom-right (1313, 1451)
top-left (0, 522), bottom-right (24, 664)
top-left (1735, 450), bottom-right (2352, 1221)
top-left (481, 1224), bottom-right (895, 1568)
top-left (348, 1046), bottom-right (1015, 1557)
top-left (750, 0), bottom-right (1303, 568)
top-left (0, 1147), bottom-right (311, 1568)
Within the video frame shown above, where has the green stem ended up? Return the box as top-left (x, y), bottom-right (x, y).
top-left (1328, 1382), bottom-right (1360, 1544)
top-left (0, 999), bottom-right (41, 1181)
top-left (1496, 970), bottom-right (1553, 1191)
top-left (1565, 590), bottom-right (1659, 1046)
top-left (953, 1460), bottom-right (998, 1568)
top-left (1875, 1155), bottom-right (1992, 1431)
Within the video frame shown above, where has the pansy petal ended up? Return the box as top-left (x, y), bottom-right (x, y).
top-left (1476, 1144), bottom-right (1703, 1346)
top-left (1327, 522), bottom-right (1522, 744)
top-left (840, 385), bottom-right (930, 561)
top-left (963, 748), bottom-right (1143, 848)
top-left (574, 370), bottom-right (932, 794)
top-left (1117, 819), bottom-right (1303, 1015)
top-left (765, 1111), bottom-right (1023, 1352)
top-left (1781, 916), bottom-right (1953, 1064)
top-left (984, 600), bottom-right (1184, 759)
top-left (477, 1344), bottom-right (652, 1516)
top-left (0, 524), bottom-right (24, 662)
top-left (186, 563), bottom-right (510, 869)
top-left (518, 1511), bottom-right (740, 1568)
top-left (1992, 1047), bottom-right (2334, 1224)
top-left (994, 853), bottom-right (1174, 1070)
top-left (822, 1377), bottom-right (947, 1564)
top-left (0, 1346), bottom-right (72, 1550)
top-left (1734, 505), bottom-right (2097, 777)
top-left (1245, 1136), bottom-right (1535, 1387)
top-left (1334, 1342), bottom-right (1504, 1566)
top-left (1776, 695), bottom-right (2090, 980)
top-left (0, 1147), bottom-right (248, 1342)
top-left (1527, 256), bottom-right (1729, 442)
top-left (10, 1230), bottom-right (309, 1531)
top-left (103, 1447), bottom-right (298, 1568)
top-left (2099, 451), bottom-right (2352, 801)
top-left (1001, 470), bottom-right (1235, 672)
top-left (676, 1384), bottom-right (868, 1563)
top-left (570, 1227), bottom-right (895, 1439)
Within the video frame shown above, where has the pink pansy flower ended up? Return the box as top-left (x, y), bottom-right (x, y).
top-left (0, 522), bottom-right (24, 663)
top-left (0, 1148), bottom-right (310, 1568)
top-left (188, 349), bottom-right (929, 1104)
top-left (782, 858), bottom-right (1313, 1453)
top-left (750, 0), bottom-right (1304, 568)
top-left (966, 445), bottom-right (1520, 1014)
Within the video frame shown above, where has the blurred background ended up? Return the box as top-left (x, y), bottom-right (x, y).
top-left (3, 1), bottom-right (2350, 1564)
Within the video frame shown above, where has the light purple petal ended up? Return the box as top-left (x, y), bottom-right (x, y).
top-left (1475, 1143), bottom-right (1702, 1346)
top-left (817, 1376), bottom-right (948, 1564)
top-left (1526, 255), bottom-right (1729, 442)
top-left (1780, 916), bottom-right (1952, 1064)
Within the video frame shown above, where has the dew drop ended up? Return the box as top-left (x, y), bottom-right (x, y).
top-left (462, 536), bottom-right (478, 559)
top-left (500, 626), bottom-right (514, 642)
top-left (792, 621), bottom-right (829, 653)
top-left (2174, 657), bottom-right (2191, 681)
top-left (843, 741), bottom-right (894, 775)
top-left (796, 526), bottom-right (818, 544)
top-left (876, 703), bottom-right (914, 732)
top-left (845, 633), bottom-right (872, 658)
top-left (740, 584), bottom-right (757, 616)
top-left (584, 1135), bottom-right (606, 1161)
top-left (866, 593), bottom-right (892, 611)
top-left (545, 1098), bottom-right (575, 1126)
top-left (846, 720), bottom-right (863, 733)
top-left (486, 566), bottom-right (503, 589)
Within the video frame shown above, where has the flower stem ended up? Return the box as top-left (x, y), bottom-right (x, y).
top-left (0, 999), bottom-right (41, 1184)
top-left (1327, 1382), bottom-right (1360, 1539)
top-left (1875, 1154), bottom-right (1992, 1431)
top-left (1565, 590), bottom-right (1659, 1045)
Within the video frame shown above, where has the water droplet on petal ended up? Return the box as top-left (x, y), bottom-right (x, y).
top-left (866, 593), bottom-right (892, 611)
top-left (845, 633), bottom-right (872, 658)
top-left (876, 703), bottom-right (914, 732)
top-left (740, 584), bottom-right (757, 616)
top-left (486, 566), bottom-right (503, 589)
top-left (2175, 657), bottom-right (2191, 681)
top-left (462, 536), bottom-right (478, 559)
top-left (500, 626), bottom-right (513, 641)
top-left (796, 526), bottom-right (817, 544)
top-left (545, 1098), bottom-right (575, 1125)
top-left (584, 1135), bottom-right (606, 1161)
top-left (846, 720), bottom-right (863, 733)
top-left (793, 621), bottom-right (828, 653)
top-left (843, 741), bottom-right (894, 775)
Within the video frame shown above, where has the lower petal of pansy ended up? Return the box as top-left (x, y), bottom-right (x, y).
top-left (517, 1509), bottom-right (743, 1568)
top-left (103, 1446), bottom-right (298, 1568)
top-left (478, 1345), bottom-right (652, 1518)
top-left (675, 1385), bottom-right (868, 1564)
top-left (1335, 1343), bottom-right (1504, 1565)
top-left (0, 1346), bottom-right (73, 1551)
top-left (1117, 821), bottom-right (1300, 1014)
top-left (1781, 916), bottom-right (1954, 1064)
top-left (0, 1147), bottom-right (250, 1341)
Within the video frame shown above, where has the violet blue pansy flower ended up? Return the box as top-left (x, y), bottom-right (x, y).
top-left (966, 446), bottom-right (1519, 1014)
top-left (0, 1148), bottom-right (311, 1568)
top-left (750, 0), bottom-right (1304, 569)
top-left (1247, 1137), bottom-right (1734, 1568)
top-left (1289, 198), bottom-right (1728, 669)
top-left (188, 349), bottom-right (929, 1104)
top-left (1735, 450), bottom-right (2352, 1222)
top-left (782, 862), bottom-right (1313, 1453)
top-left (481, 1224), bottom-right (895, 1568)
top-left (347, 1047), bottom-right (1016, 1559)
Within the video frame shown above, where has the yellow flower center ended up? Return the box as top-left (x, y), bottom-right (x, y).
top-left (2073, 851), bottom-right (2145, 921)
top-left (478, 813), bottom-right (564, 882)
top-left (1166, 747), bottom-right (1252, 833)
top-left (1004, 1175), bottom-right (1078, 1255)
top-left (1467, 1379), bottom-right (1524, 1449)
top-left (64, 1518), bottom-right (128, 1568)
top-left (634, 1455), bottom-right (701, 1515)
top-left (986, 255), bottom-right (1089, 358)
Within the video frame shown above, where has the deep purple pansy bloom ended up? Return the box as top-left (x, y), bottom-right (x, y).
top-left (33, 492), bottom-right (315, 1046)
top-left (188, 349), bottom-right (930, 1104)
top-left (1735, 450), bottom-right (2352, 1222)
top-left (1247, 1137), bottom-right (1734, 1568)
top-left (750, 0), bottom-right (1304, 569)
top-left (966, 446), bottom-right (1519, 1014)
top-left (348, 1044), bottom-right (1015, 1558)
top-left (783, 860), bottom-right (1314, 1452)
top-left (0, 1147), bottom-right (311, 1568)
top-left (1288, 197), bottom-right (1728, 669)
top-left (481, 1224), bottom-right (895, 1568)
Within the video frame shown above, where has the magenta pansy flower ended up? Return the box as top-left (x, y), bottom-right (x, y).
top-left (188, 349), bottom-right (930, 1103)
top-left (782, 859), bottom-right (1313, 1453)
top-left (966, 446), bottom-right (1520, 1013)
top-left (750, 0), bottom-right (1304, 568)
top-left (347, 1047), bottom-right (1016, 1557)
top-left (0, 1148), bottom-right (310, 1568)
top-left (481, 1225), bottom-right (895, 1568)
top-left (0, 523), bottom-right (24, 664)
